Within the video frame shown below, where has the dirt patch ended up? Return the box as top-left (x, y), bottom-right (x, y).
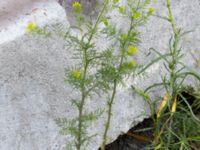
top-left (103, 89), bottom-right (200, 150)
top-left (104, 118), bottom-right (153, 150)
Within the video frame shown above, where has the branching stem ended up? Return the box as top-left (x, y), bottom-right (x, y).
top-left (101, 16), bottom-right (135, 150)
top-left (76, 0), bottom-right (109, 149)
top-left (166, 0), bottom-right (177, 35)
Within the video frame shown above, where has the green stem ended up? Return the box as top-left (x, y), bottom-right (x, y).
top-left (166, 0), bottom-right (178, 104)
top-left (166, 0), bottom-right (177, 35)
top-left (165, 0), bottom-right (178, 147)
top-left (88, 0), bottom-right (108, 43)
top-left (77, 59), bottom-right (88, 150)
top-left (76, 1), bottom-right (109, 149)
top-left (101, 15), bottom-right (135, 150)
top-left (101, 80), bottom-right (117, 150)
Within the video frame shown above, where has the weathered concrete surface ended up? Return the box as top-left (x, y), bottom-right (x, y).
top-left (0, 0), bottom-right (200, 150)
top-left (0, 0), bottom-right (47, 28)
top-left (0, 1), bottom-right (69, 150)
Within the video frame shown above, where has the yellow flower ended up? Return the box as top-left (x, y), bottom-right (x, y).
top-left (148, 7), bottom-right (155, 15)
top-left (120, 34), bottom-right (128, 41)
top-left (127, 46), bottom-right (138, 55)
top-left (157, 93), bottom-right (169, 119)
top-left (26, 22), bottom-right (38, 32)
top-left (133, 11), bottom-right (141, 19)
top-left (72, 1), bottom-right (81, 12)
top-left (72, 70), bottom-right (81, 79)
top-left (171, 96), bottom-right (177, 113)
top-left (118, 6), bottom-right (126, 14)
top-left (128, 59), bottom-right (136, 68)
top-left (112, 0), bottom-right (119, 4)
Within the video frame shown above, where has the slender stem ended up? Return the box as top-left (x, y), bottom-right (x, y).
top-left (154, 0), bottom-right (179, 147)
top-left (166, 0), bottom-right (177, 107)
top-left (154, 1), bottom-right (178, 146)
top-left (167, 0), bottom-right (177, 97)
top-left (101, 15), bottom-right (135, 150)
top-left (154, 115), bottom-right (172, 144)
top-left (167, 117), bottom-right (173, 147)
top-left (77, 58), bottom-right (88, 150)
top-left (88, 0), bottom-right (108, 43)
top-left (101, 80), bottom-right (117, 150)
top-left (76, 1), bottom-right (109, 149)
top-left (166, 0), bottom-right (177, 35)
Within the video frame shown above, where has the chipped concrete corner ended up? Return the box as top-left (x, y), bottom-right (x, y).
top-left (0, 0), bottom-right (200, 150)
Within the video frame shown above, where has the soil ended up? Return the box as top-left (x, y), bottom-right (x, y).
top-left (104, 118), bottom-right (154, 150)
top-left (103, 90), bottom-right (200, 150)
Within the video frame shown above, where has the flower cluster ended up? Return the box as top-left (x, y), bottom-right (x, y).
top-left (127, 46), bottom-right (138, 55)
top-left (72, 1), bottom-right (81, 13)
top-left (71, 70), bottom-right (81, 79)
top-left (26, 22), bottom-right (38, 33)
top-left (148, 7), bottom-right (155, 15)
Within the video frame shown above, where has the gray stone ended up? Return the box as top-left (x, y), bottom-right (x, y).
top-left (0, 0), bottom-right (200, 150)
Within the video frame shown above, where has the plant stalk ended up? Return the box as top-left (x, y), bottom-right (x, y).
top-left (166, 0), bottom-right (177, 35)
top-left (76, 0), bottom-right (109, 149)
top-left (101, 15), bottom-right (135, 150)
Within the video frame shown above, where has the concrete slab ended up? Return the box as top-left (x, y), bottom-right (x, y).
top-left (0, 0), bottom-right (48, 28)
top-left (0, 0), bottom-right (67, 45)
top-left (0, 0), bottom-right (199, 150)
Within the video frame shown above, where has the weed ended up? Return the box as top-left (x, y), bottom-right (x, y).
top-left (56, 1), bottom-right (110, 149)
top-left (98, 0), bottom-right (154, 149)
top-left (135, 0), bottom-right (200, 149)
top-left (25, 0), bottom-right (200, 149)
